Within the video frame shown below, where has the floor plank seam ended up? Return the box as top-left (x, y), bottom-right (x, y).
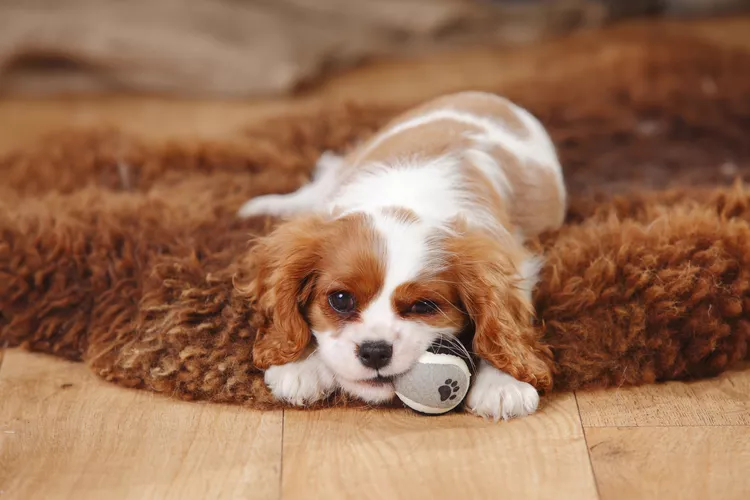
top-left (0, 341), bottom-right (7, 379)
top-left (574, 392), bottom-right (602, 500)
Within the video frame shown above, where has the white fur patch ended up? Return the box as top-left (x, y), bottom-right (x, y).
top-left (332, 156), bottom-right (464, 225)
top-left (517, 256), bottom-right (544, 301)
top-left (263, 352), bottom-right (336, 406)
top-left (371, 212), bottom-right (433, 293)
top-left (466, 361), bottom-right (540, 421)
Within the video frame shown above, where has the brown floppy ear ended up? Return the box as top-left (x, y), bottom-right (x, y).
top-left (447, 225), bottom-right (554, 391)
top-left (235, 215), bottom-right (328, 370)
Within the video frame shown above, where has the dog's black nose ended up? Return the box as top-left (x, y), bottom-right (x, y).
top-left (358, 341), bottom-right (393, 369)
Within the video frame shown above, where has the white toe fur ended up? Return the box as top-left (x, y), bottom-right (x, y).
top-left (313, 151), bottom-right (344, 178)
top-left (263, 353), bottom-right (336, 406)
top-left (237, 194), bottom-right (294, 218)
top-left (466, 361), bottom-right (540, 421)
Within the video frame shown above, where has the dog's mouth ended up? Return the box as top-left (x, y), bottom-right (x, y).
top-left (356, 370), bottom-right (411, 386)
top-left (359, 375), bottom-right (394, 387)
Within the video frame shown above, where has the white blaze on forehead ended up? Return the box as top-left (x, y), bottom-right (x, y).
top-left (360, 212), bottom-right (432, 324)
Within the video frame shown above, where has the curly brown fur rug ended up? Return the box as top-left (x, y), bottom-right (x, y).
top-left (2, 31), bottom-right (750, 410)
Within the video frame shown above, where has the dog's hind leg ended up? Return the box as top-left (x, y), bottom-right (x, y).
top-left (237, 151), bottom-right (343, 218)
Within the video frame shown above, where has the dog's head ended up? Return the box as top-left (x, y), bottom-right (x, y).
top-left (239, 210), bottom-right (552, 403)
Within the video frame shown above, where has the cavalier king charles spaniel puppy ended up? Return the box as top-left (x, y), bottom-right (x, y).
top-left (237, 91), bottom-right (566, 420)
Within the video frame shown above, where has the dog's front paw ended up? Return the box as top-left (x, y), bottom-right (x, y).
top-left (466, 361), bottom-right (540, 421)
top-left (264, 357), bottom-right (336, 406)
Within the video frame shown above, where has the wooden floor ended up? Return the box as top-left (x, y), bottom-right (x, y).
top-left (2, 17), bottom-right (750, 500)
top-left (1, 351), bottom-right (748, 499)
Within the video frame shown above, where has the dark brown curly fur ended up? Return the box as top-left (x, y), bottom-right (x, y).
top-left (2, 30), bottom-right (750, 409)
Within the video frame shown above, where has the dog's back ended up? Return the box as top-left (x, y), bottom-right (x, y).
top-left (337, 91), bottom-right (566, 238)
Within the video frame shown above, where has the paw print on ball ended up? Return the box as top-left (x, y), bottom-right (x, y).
top-left (438, 379), bottom-right (460, 401)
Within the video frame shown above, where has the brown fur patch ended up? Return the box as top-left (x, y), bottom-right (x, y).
top-left (415, 92), bottom-right (529, 138)
top-left (486, 145), bottom-right (566, 235)
top-left (307, 214), bottom-right (386, 334)
top-left (237, 212), bottom-right (385, 368)
top-left (237, 214), bottom-right (329, 369)
top-left (391, 276), bottom-right (466, 330)
top-left (460, 157), bottom-right (513, 230)
top-left (444, 219), bottom-right (554, 390)
top-left (348, 118), bottom-right (483, 167)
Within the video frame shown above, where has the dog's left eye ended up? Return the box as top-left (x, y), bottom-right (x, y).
top-left (328, 291), bottom-right (357, 314)
top-left (409, 300), bottom-right (439, 315)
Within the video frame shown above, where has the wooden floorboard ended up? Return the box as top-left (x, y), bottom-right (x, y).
top-left (576, 366), bottom-right (750, 427)
top-left (586, 426), bottom-right (750, 500)
top-left (280, 395), bottom-right (598, 500)
top-left (0, 351), bottom-right (283, 500)
top-left (4, 349), bottom-right (750, 499)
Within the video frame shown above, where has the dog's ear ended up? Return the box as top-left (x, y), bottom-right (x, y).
top-left (447, 224), bottom-right (553, 391)
top-left (235, 214), bottom-right (328, 370)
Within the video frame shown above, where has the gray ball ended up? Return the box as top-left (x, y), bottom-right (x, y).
top-left (394, 351), bottom-right (471, 415)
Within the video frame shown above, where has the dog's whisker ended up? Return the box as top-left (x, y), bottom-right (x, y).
top-left (436, 334), bottom-right (476, 371)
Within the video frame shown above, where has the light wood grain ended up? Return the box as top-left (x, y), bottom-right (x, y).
top-left (0, 350), bottom-right (283, 500)
top-left (586, 426), bottom-right (750, 500)
top-left (281, 395), bottom-right (598, 500)
top-left (576, 365), bottom-right (750, 427)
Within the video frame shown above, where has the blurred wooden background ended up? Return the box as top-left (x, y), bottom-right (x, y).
top-left (1, 0), bottom-right (748, 98)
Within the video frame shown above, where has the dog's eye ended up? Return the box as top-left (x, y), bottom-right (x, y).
top-left (328, 291), bottom-right (357, 314)
top-left (410, 300), bottom-right (439, 315)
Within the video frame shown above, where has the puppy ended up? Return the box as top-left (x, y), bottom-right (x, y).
top-left (237, 91), bottom-right (566, 420)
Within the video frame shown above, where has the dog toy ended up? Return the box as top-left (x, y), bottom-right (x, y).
top-left (394, 339), bottom-right (473, 415)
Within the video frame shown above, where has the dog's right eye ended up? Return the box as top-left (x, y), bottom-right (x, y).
top-left (328, 291), bottom-right (357, 314)
top-left (409, 299), bottom-right (439, 315)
